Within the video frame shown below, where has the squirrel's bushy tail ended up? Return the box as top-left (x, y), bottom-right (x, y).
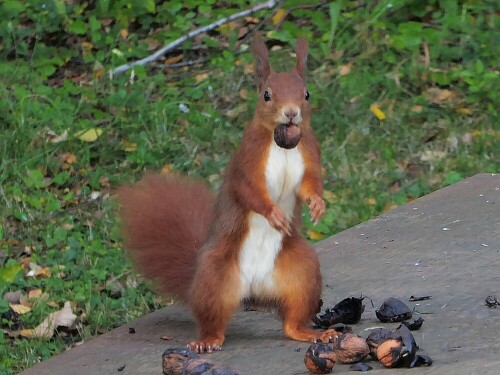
top-left (117, 173), bottom-right (215, 303)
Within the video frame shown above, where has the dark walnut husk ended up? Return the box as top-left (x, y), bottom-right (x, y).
top-left (331, 333), bottom-right (369, 364)
top-left (402, 317), bottom-right (424, 331)
top-left (485, 295), bottom-right (499, 307)
top-left (304, 342), bottom-right (335, 374)
top-left (330, 323), bottom-right (353, 334)
top-left (182, 358), bottom-right (239, 375)
top-left (365, 328), bottom-right (392, 359)
top-left (314, 297), bottom-right (365, 328)
top-left (376, 324), bottom-right (433, 368)
top-left (375, 297), bottom-right (412, 323)
top-left (162, 348), bottom-right (199, 375)
top-left (349, 362), bottom-right (373, 372)
top-left (274, 123), bottom-right (302, 149)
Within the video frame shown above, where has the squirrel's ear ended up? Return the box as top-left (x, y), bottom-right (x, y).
top-left (250, 35), bottom-right (271, 92)
top-left (294, 38), bottom-right (308, 82)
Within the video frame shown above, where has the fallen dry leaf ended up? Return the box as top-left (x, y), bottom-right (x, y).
top-left (81, 42), bottom-right (93, 57)
top-left (28, 289), bottom-right (43, 299)
top-left (93, 61), bottom-right (104, 80)
top-left (226, 103), bottom-right (247, 119)
top-left (10, 303), bottom-right (31, 314)
top-left (4, 291), bottom-right (22, 304)
top-left (420, 150), bottom-right (447, 162)
top-left (455, 106), bottom-right (473, 115)
top-left (161, 164), bottom-right (173, 175)
top-left (142, 38), bottom-right (161, 51)
top-left (195, 73), bottom-right (209, 82)
top-left (339, 64), bottom-right (352, 76)
top-left (119, 28), bottom-right (128, 39)
top-left (425, 87), bottom-right (457, 104)
top-left (60, 152), bottom-right (77, 168)
top-left (165, 54), bottom-right (184, 65)
top-left (47, 129), bottom-right (69, 143)
top-left (244, 64), bottom-right (254, 75)
top-left (160, 335), bottom-right (174, 341)
top-left (20, 301), bottom-right (77, 340)
top-left (411, 105), bottom-right (424, 113)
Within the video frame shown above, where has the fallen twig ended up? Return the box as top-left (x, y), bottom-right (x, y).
top-left (110, 0), bottom-right (278, 77)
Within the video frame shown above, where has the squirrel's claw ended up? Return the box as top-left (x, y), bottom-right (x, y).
top-left (306, 195), bottom-right (325, 225)
top-left (267, 205), bottom-right (292, 236)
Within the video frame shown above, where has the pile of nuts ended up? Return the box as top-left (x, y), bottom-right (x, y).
top-left (304, 297), bottom-right (433, 373)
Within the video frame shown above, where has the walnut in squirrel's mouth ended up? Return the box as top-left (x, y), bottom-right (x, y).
top-left (274, 122), bottom-right (302, 149)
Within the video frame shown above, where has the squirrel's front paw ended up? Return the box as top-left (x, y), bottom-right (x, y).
top-left (306, 195), bottom-right (325, 225)
top-left (267, 205), bottom-right (292, 235)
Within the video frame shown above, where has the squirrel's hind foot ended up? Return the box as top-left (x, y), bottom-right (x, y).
top-left (187, 339), bottom-right (223, 354)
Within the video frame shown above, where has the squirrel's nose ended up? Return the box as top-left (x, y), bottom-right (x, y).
top-left (284, 109), bottom-right (298, 121)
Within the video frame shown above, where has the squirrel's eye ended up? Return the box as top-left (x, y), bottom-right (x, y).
top-left (305, 90), bottom-right (310, 101)
top-left (264, 90), bottom-right (271, 102)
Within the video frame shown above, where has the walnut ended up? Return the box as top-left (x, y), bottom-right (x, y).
top-left (376, 339), bottom-right (407, 368)
top-left (331, 333), bottom-right (369, 364)
top-left (304, 342), bottom-right (335, 374)
top-left (365, 328), bottom-right (392, 359)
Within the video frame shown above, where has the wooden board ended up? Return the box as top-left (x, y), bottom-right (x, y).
top-left (21, 173), bottom-right (500, 375)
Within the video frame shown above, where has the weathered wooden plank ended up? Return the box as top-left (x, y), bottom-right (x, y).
top-left (21, 173), bottom-right (500, 375)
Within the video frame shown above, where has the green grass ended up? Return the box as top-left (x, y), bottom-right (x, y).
top-left (1, 1), bottom-right (499, 373)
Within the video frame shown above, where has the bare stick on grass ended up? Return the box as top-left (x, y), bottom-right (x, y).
top-left (110, 0), bottom-right (278, 77)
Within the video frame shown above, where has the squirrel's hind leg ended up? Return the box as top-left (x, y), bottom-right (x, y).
top-left (275, 236), bottom-right (340, 343)
top-left (188, 245), bottom-right (242, 353)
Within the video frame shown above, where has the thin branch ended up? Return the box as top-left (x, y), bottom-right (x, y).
top-left (110, 0), bottom-right (278, 77)
top-left (156, 58), bottom-right (209, 69)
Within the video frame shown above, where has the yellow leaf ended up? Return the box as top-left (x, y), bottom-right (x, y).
top-left (272, 8), bottom-right (287, 25)
top-left (455, 106), bottom-right (473, 115)
top-left (74, 128), bottom-right (103, 142)
top-left (370, 104), bottom-right (386, 120)
top-left (307, 230), bottom-right (325, 241)
top-left (195, 73), bottom-right (209, 82)
top-left (217, 21), bottom-right (237, 35)
top-left (9, 304), bottom-right (32, 315)
top-left (121, 141), bottom-right (137, 152)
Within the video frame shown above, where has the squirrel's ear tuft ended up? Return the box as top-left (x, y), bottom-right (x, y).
top-left (295, 38), bottom-right (309, 82)
top-left (250, 34), bottom-right (271, 92)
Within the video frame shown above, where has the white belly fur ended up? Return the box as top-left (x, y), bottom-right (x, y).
top-left (239, 142), bottom-right (305, 298)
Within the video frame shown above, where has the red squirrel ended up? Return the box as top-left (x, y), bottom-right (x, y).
top-left (118, 37), bottom-right (339, 353)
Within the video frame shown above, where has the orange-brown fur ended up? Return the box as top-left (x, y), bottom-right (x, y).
top-left (118, 36), bottom-right (337, 353)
